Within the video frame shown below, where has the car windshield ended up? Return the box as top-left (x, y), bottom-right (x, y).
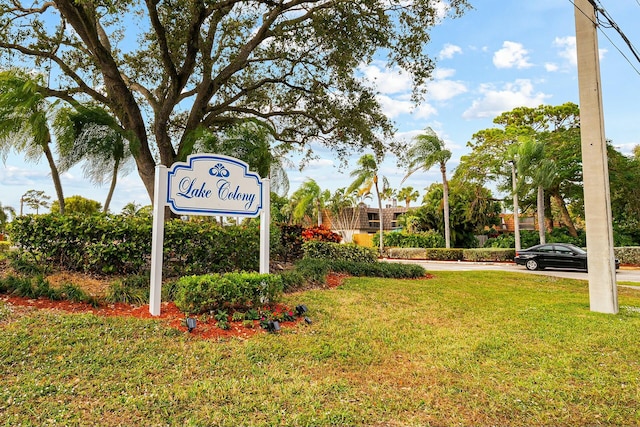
top-left (565, 244), bottom-right (587, 255)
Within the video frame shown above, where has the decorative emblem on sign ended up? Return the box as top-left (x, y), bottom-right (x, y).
top-left (209, 163), bottom-right (230, 178)
top-left (166, 154), bottom-right (263, 217)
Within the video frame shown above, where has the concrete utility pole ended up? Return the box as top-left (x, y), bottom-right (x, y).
top-left (574, 0), bottom-right (618, 313)
top-left (509, 160), bottom-right (521, 251)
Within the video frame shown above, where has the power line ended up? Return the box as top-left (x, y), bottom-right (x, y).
top-left (569, 0), bottom-right (640, 76)
top-left (592, 0), bottom-right (640, 63)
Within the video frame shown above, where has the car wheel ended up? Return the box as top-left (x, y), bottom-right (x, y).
top-left (525, 259), bottom-right (539, 271)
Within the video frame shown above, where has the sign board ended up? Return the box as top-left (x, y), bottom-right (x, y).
top-left (149, 154), bottom-right (270, 316)
top-left (167, 154), bottom-right (263, 217)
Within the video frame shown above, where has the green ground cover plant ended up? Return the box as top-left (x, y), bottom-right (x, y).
top-left (1, 271), bottom-right (640, 426)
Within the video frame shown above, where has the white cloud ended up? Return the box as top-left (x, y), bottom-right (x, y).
top-left (493, 41), bottom-right (533, 69)
top-left (545, 63), bottom-right (560, 72)
top-left (439, 43), bottom-right (462, 59)
top-left (550, 36), bottom-right (606, 71)
top-left (305, 158), bottom-right (335, 170)
top-left (553, 36), bottom-right (577, 67)
top-left (462, 79), bottom-right (550, 119)
top-left (428, 79), bottom-right (468, 101)
top-left (378, 94), bottom-right (438, 119)
top-left (358, 62), bottom-right (412, 95)
top-left (433, 68), bottom-right (456, 79)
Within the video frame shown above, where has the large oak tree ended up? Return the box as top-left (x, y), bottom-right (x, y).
top-left (0, 0), bottom-right (470, 203)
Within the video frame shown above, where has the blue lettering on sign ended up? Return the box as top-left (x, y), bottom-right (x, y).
top-left (217, 179), bottom-right (256, 210)
top-left (177, 177), bottom-right (212, 199)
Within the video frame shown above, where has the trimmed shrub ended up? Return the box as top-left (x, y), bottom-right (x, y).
top-left (295, 258), bottom-right (426, 281)
top-left (387, 248), bottom-right (427, 259)
top-left (278, 269), bottom-right (306, 292)
top-left (7, 214), bottom-right (262, 276)
top-left (462, 248), bottom-right (515, 262)
top-left (424, 248), bottom-right (464, 261)
top-left (380, 230), bottom-right (445, 249)
top-left (303, 241), bottom-right (377, 263)
top-left (614, 247), bottom-right (640, 265)
top-left (174, 272), bottom-right (283, 315)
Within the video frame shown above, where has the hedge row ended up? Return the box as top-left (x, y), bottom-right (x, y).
top-left (7, 214), bottom-right (261, 275)
top-left (614, 247), bottom-right (640, 265)
top-left (293, 258), bottom-right (426, 284)
top-left (375, 230), bottom-right (445, 249)
top-left (386, 247), bottom-right (515, 262)
top-left (389, 246), bottom-right (640, 264)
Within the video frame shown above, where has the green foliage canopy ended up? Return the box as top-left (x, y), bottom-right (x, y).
top-left (0, 0), bottom-right (471, 203)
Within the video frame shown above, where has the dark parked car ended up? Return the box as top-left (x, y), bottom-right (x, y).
top-left (514, 243), bottom-right (619, 271)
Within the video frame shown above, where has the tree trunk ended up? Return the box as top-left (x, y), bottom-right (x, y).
top-left (537, 186), bottom-right (545, 244)
top-left (551, 190), bottom-right (578, 237)
top-left (544, 192), bottom-right (554, 231)
top-left (103, 158), bottom-right (120, 213)
top-left (374, 178), bottom-right (384, 255)
top-left (42, 141), bottom-right (65, 215)
top-left (441, 164), bottom-right (451, 249)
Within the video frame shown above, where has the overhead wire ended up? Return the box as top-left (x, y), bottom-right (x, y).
top-left (569, 0), bottom-right (640, 76)
top-left (571, 0), bottom-right (640, 76)
top-left (592, 0), bottom-right (640, 64)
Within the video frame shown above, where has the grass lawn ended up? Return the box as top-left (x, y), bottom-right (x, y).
top-left (1, 271), bottom-right (640, 426)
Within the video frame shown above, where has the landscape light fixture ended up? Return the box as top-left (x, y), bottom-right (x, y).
top-left (304, 317), bottom-right (312, 325)
top-left (266, 320), bottom-right (281, 333)
top-left (295, 304), bottom-right (308, 315)
top-left (186, 317), bottom-right (197, 333)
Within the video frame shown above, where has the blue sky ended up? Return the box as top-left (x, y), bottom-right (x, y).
top-left (2, 1), bottom-right (640, 214)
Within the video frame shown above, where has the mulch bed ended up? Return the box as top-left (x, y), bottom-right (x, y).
top-left (0, 272), bottom-right (351, 340)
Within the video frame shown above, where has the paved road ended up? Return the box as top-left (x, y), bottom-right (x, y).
top-left (385, 258), bottom-right (640, 284)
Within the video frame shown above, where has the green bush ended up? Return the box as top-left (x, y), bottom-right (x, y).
top-left (104, 274), bottom-right (150, 305)
top-left (7, 214), bottom-right (262, 276)
top-left (379, 230), bottom-right (445, 248)
top-left (0, 274), bottom-right (97, 306)
top-left (303, 241), bottom-right (377, 263)
top-left (294, 258), bottom-right (426, 281)
top-left (386, 248), bottom-right (427, 259)
top-left (614, 247), bottom-right (640, 265)
top-left (0, 241), bottom-right (10, 253)
top-left (278, 269), bottom-right (306, 292)
top-left (424, 248), bottom-right (464, 261)
top-left (462, 248), bottom-right (515, 262)
top-left (173, 272), bottom-right (283, 315)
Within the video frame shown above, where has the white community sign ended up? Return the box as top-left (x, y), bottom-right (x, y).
top-left (148, 154), bottom-right (270, 316)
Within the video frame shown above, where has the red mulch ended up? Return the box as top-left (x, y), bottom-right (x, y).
top-left (0, 271), bottom-right (433, 339)
top-left (0, 272), bottom-right (352, 340)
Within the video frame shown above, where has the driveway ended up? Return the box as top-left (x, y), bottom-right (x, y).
top-left (384, 258), bottom-right (640, 285)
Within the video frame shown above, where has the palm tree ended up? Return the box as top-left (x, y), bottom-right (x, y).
top-left (397, 186), bottom-right (420, 208)
top-left (0, 70), bottom-right (66, 213)
top-left (0, 202), bottom-right (16, 235)
top-left (55, 105), bottom-right (133, 213)
top-left (20, 190), bottom-right (50, 214)
top-left (513, 138), bottom-right (557, 245)
top-left (327, 187), bottom-right (361, 242)
top-left (348, 154), bottom-right (387, 254)
top-left (290, 178), bottom-right (330, 226)
top-left (402, 128), bottom-right (452, 248)
top-left (194, 122), bottom-right (291, 197)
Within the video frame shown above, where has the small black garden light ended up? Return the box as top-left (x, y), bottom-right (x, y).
top-left (186, 317), bottom-right (197, 333)
top-left (295, 304), bottom-right (308, 316)
top-left (265, 320), bottom-right (281, 333)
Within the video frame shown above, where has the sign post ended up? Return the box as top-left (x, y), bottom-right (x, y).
top-left (149, 154), bottom-right (269, 316)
